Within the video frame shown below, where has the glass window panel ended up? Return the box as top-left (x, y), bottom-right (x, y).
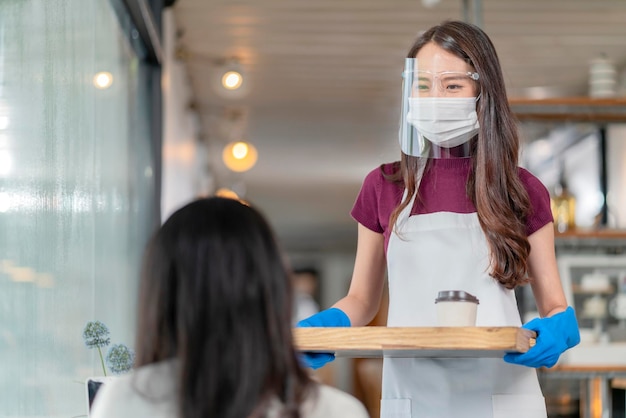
top-left (0, 0), bottom-right (157, 416)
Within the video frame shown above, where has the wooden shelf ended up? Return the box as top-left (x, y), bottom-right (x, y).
top-left (509, 97), bottom-right (626, 122)
top-left (293, 326), bottom-right (535, 358)
top-left (540, 364), bottom-right (626, 376)
top-left (572, 284), bottom-right (615, 295)
top-left (555, 229), bottom-right (626, 240)
top-left (554, 229), bottom-right (626, 251)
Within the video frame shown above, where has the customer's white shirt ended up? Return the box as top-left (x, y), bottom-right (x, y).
top-left (90, 360), bottom-right (369, 418)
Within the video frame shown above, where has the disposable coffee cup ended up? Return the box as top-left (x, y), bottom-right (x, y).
top-left (435, 290), bottom-right (479, 327)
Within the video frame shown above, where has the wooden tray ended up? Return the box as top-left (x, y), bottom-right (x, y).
top-left (294, 326), bottom-right (536, 358)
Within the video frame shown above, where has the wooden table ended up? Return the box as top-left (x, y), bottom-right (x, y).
top-left (539, 365), bottom-right (626, 418)
top-left (294, 326), bottom-right (535, 358)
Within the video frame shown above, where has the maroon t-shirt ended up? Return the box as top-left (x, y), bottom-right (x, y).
top-left (351, 158), bottom-right (553, 254)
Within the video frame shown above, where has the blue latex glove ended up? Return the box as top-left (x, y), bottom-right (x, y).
top-left (504, 306), bottom-right (580, 368)
top-left (297, 307), bottom-right (351, 369)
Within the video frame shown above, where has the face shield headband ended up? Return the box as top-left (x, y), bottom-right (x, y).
top-left (399, 58), bottom-right (480, 158)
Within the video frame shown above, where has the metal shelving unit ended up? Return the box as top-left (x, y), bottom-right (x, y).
top-left (511, 97), bottom-right (626, 227)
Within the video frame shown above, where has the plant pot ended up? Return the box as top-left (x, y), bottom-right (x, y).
top-left (85, 376), bottom-right (114, 417)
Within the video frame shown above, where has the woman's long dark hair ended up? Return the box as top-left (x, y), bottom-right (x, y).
top-left (135, 197), bottom-right (313, 417)
top-left (388, 20), bottom-right (531, 289)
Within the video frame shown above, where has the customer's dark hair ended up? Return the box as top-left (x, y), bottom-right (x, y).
top-left (135, 197), bottom-right (313, 418)
top-left (388, 20), bottom-right (531, 289)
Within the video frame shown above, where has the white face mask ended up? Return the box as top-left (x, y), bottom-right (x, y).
top-left (406, 97), bottom-right (479, 148)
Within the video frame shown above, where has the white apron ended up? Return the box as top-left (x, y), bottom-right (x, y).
top-left (380, 190), bottom-right (547, 418)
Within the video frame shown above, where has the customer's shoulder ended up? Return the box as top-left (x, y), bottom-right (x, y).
top-left (89, 361), bottom-right (178, 418)
top-left (304, 383), bottom-right (369, 418)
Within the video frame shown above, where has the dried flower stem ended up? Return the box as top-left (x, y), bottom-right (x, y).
top-left (97, 346), bottom-right (107, 376)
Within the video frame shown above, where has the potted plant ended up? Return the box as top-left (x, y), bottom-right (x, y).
top-left (82, 321), bottom-right (135, 415)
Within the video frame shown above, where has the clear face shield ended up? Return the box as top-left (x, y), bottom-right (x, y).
top-left (399, 58), bottom-right (481, 158)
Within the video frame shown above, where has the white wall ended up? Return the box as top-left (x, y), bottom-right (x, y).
top-left (607, 124), bottom-right (626, 228)
top-left (161, 9), bottom-right (207, 222)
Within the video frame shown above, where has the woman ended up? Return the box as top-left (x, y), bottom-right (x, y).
top-left (90, 197), bottom-right (368, 418)
top-left (298, 20), bottom-right (580, 417)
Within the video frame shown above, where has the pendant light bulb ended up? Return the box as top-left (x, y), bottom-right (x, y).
top-left (222, 70), bottom-right (243, 90)
top-left (222, 141), bottom-right (258, 172)
top-left (212, 59), bottom-right (249, 98)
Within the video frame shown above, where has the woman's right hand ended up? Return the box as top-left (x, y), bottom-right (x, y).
top-left (296, 308), bottom-right (350, 369)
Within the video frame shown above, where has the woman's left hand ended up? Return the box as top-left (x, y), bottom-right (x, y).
top-left (503, 306), bottom-right (580, 368)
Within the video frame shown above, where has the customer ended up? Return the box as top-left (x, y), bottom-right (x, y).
top-left (297, 20), bottom-right (580, 418)
top-left (90, 197), bottom-right (368, 418)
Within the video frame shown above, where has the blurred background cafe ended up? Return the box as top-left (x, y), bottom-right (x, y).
top-left (1, 0), bottom-right (626, 417)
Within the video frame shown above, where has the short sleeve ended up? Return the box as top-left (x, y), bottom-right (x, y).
top-left (351, 167), bottom-right (385, 233)
top-left (519, 168), bottom-right (554, 236)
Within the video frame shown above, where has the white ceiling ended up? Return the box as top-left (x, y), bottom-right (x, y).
top-left (170, 0), bottom-right (626, 253)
